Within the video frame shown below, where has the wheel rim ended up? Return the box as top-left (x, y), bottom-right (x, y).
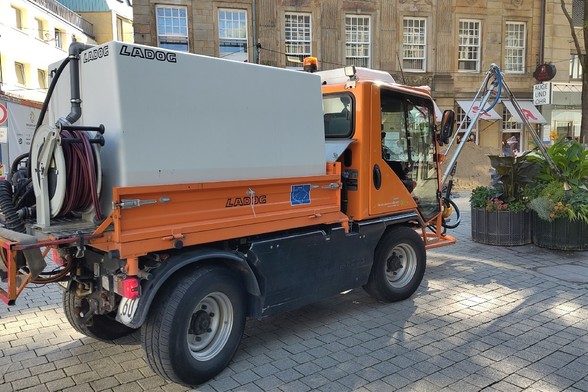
top-left (384, 243), bottom-right (417, 288)
top-left (186, 292), bottom-right (233, 362)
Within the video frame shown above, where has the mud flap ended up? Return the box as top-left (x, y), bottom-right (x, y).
top-left (0, 227), bottom-right (46, 279)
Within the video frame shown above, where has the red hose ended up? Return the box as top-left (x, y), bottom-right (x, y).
top-left (60, 130), bottom-right (102, 219)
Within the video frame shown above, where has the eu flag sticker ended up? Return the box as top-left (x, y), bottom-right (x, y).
top-left (291, 184), bottom-right (311, 206)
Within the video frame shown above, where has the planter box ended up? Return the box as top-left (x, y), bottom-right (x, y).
top-left (471, 208), bottom-right (532, 246)
top-left (532, 213), bottom-right (588, 250)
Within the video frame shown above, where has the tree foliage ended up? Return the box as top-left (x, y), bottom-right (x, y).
top-left (560, 0), bottom-right (588, 144)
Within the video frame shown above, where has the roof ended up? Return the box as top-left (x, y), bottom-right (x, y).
top-left (55, 0), bottom-right (129, 12)
top-left (317, 67), bottom-right (396, 85)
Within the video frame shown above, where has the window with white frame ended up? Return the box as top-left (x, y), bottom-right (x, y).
top-left (38, 69), bottom-right (47, 89)
top-left (458, 20), bottom-right (481, 72)
top-left (12, 6), bottom-right (23, 30)
top-left (218, 9), bottom-right (248, 62)
top-left (15, 62), bottom-right (26, 86)
top-left (501, 106), bottom-right (522, 156)
top-left (345, 15), bottom-right (370, 68)
top-left (285, 13), bottom-right (311, 68)
top-left (570, 54), bottom-right (583, 79)
top-left (156, 6), bottom-right (189, 52)
top-left (55, 29), bottom-right (63, 49)
top-left (35, 18), bottom-right (46, 40)
top-left (117, 16), bottom-right (124, 41)
top-left (402, 18), bottom-right (426, 72)
top-left (502, 106), bottom-right (522, 132)
top-left (455, 104), bottom-right (478, 143)
top-left (504, 22), bottom-right (525, 73)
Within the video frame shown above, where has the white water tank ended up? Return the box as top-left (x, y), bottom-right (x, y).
top-left (48, 41), bottom-right (327, 216)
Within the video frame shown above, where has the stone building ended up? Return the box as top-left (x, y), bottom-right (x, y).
top-left (133, 0), bottom-right (578, 149)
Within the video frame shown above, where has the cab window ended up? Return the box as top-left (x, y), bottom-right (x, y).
top-left (323, 93), bottom-right (354, 138)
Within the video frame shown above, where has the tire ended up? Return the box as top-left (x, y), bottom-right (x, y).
top-left (364, 226), bottom-right (426, 302)
top-left (142, 266), bottom-right (246, 387)
top-left (63, 285), bottom-right (137, 341)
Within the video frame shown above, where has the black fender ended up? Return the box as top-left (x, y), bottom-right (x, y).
top-left (124, 248), bottom-right (261, 328)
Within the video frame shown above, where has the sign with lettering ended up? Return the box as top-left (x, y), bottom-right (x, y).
top-left (533, 83), bottom-right (552, 106)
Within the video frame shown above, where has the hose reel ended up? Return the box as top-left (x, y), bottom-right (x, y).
top-left (31, 124), bottom-right (104, 227)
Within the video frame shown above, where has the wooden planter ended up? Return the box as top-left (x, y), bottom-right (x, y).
top-left (532, 213), bottom-right (588, 250)
top-left (471, 207), bottom-right (532, 246)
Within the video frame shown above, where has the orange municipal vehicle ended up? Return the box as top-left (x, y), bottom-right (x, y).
top-left (0, 42), bottom-right (460, 386)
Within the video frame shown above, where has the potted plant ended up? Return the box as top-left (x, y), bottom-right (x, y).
top-left (526, 139), bottom-right (588, 250)
top-left (470, 152), bottom-right (538, 246)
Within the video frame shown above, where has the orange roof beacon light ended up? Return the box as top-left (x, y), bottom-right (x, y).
top-left (303, 56), bottom-right (318, 73)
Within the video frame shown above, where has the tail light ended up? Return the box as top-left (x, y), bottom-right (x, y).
top-left (118, 276), bottom-right (140, 299)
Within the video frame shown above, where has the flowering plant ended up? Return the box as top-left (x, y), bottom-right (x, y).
top-left (470, 186), bottom-right (527, 212)
top-left (485, 197), bottom-right (526, 212)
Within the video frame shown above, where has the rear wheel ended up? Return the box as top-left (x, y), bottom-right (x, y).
top-left (142, 266), bottom-right (246, 386)
top-left (63, 284), bottom-right (137, 341)
top-left (364, 226), bottom-right (426, 302)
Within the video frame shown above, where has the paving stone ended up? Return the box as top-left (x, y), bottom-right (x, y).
top-left (45, 376), bottom-right (75, 392)
top-left (253, 374), bottom-right (283, 390)
top-left (1, 196), bottom-right (587, 391)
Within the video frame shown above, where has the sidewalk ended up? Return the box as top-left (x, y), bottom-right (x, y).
top-left (1, 193), bottom-right (587, 392)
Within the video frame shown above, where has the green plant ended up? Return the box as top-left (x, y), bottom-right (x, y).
top-left (470, 186), bottom-right (494, 209)
top-left (488, 152), bottom-right (539, 203)
top-left (526, 139), bottom-right (588, 223)
top-left (470, 186), bottom-right (527, 212)
top-left (470, 152), bottom-right (536, 213)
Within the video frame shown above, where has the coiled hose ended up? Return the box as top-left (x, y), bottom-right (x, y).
top-left (0, 180), bottom-right (26, 233)
top-left (60, 130), bottom-right (102, 219)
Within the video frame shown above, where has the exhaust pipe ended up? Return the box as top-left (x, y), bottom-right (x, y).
top-left (59, 42), bottom-right (94, 126)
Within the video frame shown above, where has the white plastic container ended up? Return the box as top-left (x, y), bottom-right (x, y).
top-left (48, 41), bottom-right (327, 215)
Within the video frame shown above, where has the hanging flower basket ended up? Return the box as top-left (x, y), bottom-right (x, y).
top-left (471, 207), bottom-right (532, 246)
top-left (531, 213), bottom-right (588, 250)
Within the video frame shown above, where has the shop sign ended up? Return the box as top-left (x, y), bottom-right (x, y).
top-left (533, 83), bottom-right (552, 105)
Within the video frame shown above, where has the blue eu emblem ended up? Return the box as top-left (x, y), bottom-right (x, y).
top-left (291, 185), bottom-right (311, 206)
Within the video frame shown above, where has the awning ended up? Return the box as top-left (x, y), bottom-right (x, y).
top-left (502, 100), bottom-right (546, 124)
top-left (457, 100), bottom-right (501, 121)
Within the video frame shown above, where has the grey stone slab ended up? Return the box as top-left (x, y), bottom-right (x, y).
top-left (2, 197), bottom-right (588, 391)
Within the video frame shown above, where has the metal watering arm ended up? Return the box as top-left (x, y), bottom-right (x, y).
top-left (441, 64), bottom-right (561, 187)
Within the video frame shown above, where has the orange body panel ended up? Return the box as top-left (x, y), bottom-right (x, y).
top-left (90, 162), bottom-right (348, 259)
top-left (321, 82), bottom-right (420, 222)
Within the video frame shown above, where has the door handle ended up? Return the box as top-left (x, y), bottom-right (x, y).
top-left (373, 164), bottom-right (382, 190)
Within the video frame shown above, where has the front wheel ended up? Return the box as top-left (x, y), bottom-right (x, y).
top-left (142, 266), bottom-right (246, 386)
top-left (364, 226), bottom-right (426, 302)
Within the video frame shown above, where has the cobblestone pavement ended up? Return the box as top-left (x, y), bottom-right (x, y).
top-left (1, 193), bottom-right (587, 392)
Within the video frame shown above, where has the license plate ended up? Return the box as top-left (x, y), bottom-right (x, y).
top-left (116, 297), bottom-right (140, 325)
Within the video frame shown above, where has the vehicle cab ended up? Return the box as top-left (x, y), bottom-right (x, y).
top-left (318, 66), bottom-right (442, 225)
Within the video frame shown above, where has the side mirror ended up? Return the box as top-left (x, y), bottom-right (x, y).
top-left (439, 109), bottom-right (455, 145)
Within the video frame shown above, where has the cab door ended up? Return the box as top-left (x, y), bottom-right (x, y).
top-left (369, 85), bottom-right (440, 221)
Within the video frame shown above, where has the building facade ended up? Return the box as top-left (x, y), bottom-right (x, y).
top-left (55, 0), bottom-right (134, 44)
top-left (0, 0), bottom-right (95, 103)
top-left (133, 0), bottom-right (577, 150)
